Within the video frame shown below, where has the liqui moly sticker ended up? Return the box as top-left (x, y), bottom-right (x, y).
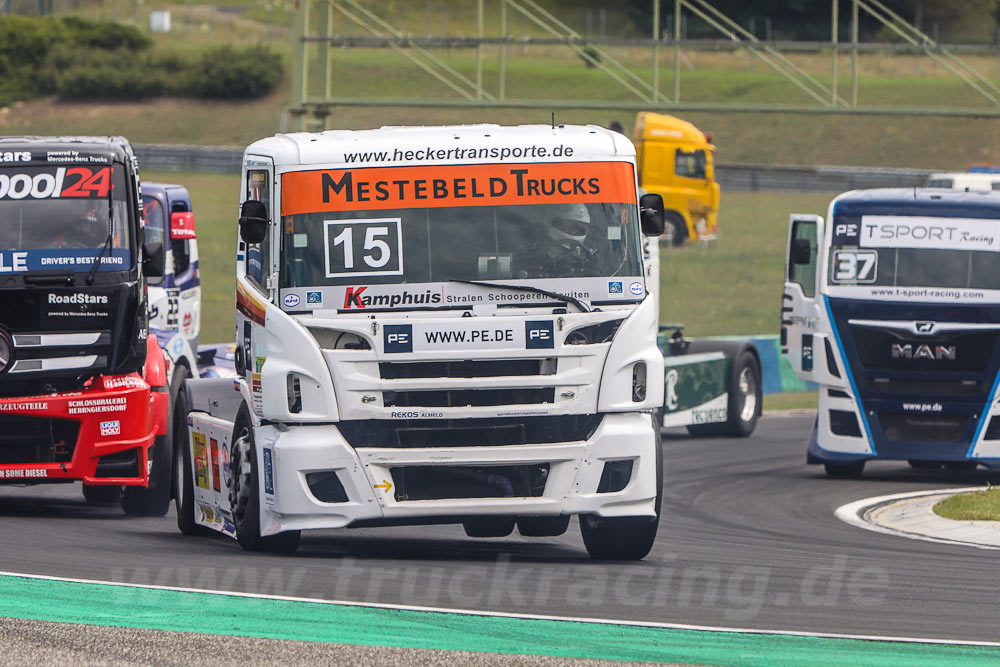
top-left (100, 420), bottom-right (121, 436)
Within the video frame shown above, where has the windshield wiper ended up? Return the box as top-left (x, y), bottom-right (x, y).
top-left (448, 278), bottom-right (592, 313)
top-left (85, 176), bottom-right (115, 286)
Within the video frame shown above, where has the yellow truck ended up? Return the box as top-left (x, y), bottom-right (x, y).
top-left (632, 112), bottom-right (719, 245)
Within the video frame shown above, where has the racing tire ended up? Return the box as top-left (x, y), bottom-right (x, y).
top-left (664, 213), bottom-right (687, 247)
top-left (684, 342), bottom-right (761, 438)
top-left (172, 384), bottom-right (206, 536)
top-left (230, 406), bottom-right (301, 553)
top-left (579, 425), bottom-right (662, 561)
top-left (82, 484), bottom-right (121, 504)
top-left (722, 350), bottom-right (762, 437)
top-left (123, 369), bottom-right (188, 517)
top-left (462, 517), bottom-right (516, 538)
top-left (824, 461), bottom-right (865, 478)
top-left (908, 460), bottom-right (942, 470)
top-left (517, 515), bottom-right (571, 537)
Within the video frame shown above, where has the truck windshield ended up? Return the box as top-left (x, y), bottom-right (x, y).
top-left (827, 211), bottom-right (1000, 294)
top-left (0, 164), bottom-right (131, 273)
top-left (277, 161), bottom-right (644, 306)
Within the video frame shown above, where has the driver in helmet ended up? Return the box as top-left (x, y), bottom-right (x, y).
top-left (515, 203), bottom-right (597, 278)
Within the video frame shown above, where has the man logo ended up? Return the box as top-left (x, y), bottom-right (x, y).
top-left (892, 343), bottom-right (956, 360)
top-left (914, 321), bottom-right (935, 334)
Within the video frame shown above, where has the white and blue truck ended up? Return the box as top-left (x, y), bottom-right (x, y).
top-left (783, 187), bottom-right (1000, 477)
top-left (173, 124), bottom-right (761, 559)
top-left (111, 181), bottom-right (202, 514)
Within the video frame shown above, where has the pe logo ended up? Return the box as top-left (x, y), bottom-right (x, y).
top-left (629, 281), bottom-right (644, 296)
top-left (525, 320), bottom-right (554, 349)
top-left (384, 324), bottom-right (413, 353)
top-left (608, 281), bottom-right (623, 294)
top-left (283, 293), bottom-right (301, 308)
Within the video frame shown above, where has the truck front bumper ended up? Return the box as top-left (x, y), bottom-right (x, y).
top-left (0, 376), bottom-right (167, 485)
top-left (257, 412), bottom-right (658, 535)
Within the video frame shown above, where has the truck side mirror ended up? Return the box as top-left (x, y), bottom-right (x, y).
top-left (239, 200), bottom-right (268, 244)
top-left (170, 211), bottom-right (196, 240)
top-left (792, 237), bottom-right (812, 265)
top-left (639, 192), bottom-right (666, 236)
top-left (143, 241), bottom-right (165, 277)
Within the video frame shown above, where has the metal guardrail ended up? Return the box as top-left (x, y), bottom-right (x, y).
top-left (135, 144), bottom-right (243, 175)
top-left (717, 163), bottom-right (930, 192)
top-left (135, 143), bottom-right (933, 193)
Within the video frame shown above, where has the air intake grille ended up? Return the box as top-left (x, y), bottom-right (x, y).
top-left (338, 414), bottom-right (603, 448)
top-left (379, 358), bottom-right (553, 379)
top-left (878, 413), bottom-right (968, 444)
top-left (389, 464), bottom-right (549, 501)
top-left (0, 415), bottom-right (78, 465)
top-left (383, 387), bottom-right (555, 408)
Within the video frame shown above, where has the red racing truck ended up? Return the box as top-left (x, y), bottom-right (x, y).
top-left (0, 136), bottom-right (167, 507)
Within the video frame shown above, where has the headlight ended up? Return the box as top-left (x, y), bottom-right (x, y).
top-left (564, 319), bottom-right (623, 345)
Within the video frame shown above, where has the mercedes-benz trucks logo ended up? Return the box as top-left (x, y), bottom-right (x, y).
top-left (0, 331), bottom-right (11, 375)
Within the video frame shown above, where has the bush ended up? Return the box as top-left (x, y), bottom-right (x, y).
top-left (61, 16), bottom-right (152, 52)
top-left (188, 45), bottom-right (283, 100)
top-left (0, 17), bottom-right (283, 104)
top-left (56, 62), bottom-right (166, 101)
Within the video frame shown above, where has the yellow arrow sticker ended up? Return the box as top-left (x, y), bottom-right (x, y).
top-left (374, 480), bottom-right (392, 494)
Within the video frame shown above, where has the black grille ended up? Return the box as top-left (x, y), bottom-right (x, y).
top-left (0, 415), bottom-right (78, 465)
top-left (829, 410), bottom-right (862, 437)
top-left (828, 388), bottom-right (851, 399)
top-left (379, 359), bottom-right (553, 379)
top-left (384, 388), bottom-right (554, 408)
top-left (94, 448), bottom-right (140, 478)
top-left (824, 338), bottom-right (840, 378)
top-left (389, 464), bottom-right (549, 501)
top-left (0, 376), bottom-right (87, 399)
top-left (878, 413), bottom-right (968, 443)
top-left (305, 471), bottom-right (349, 503)
top-left (850, 327), bottom-right (997, 373)
top-left (338, 414), bottom-right (603, 448)
top-left (867, 378), bottom-right (980, 395)
top-left (985, 417), bottom-right (1000, 440)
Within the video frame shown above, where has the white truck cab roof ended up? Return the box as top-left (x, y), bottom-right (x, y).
top-left (926, 171), bottom-right (1000, 192)
top-left (245, 124), bottom-right (636, 168)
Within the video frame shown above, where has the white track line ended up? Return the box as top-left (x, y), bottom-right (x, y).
top-left (835, 487), bottom-right (1000, 552)
top-left (0, 568), bottom-right (997, 648)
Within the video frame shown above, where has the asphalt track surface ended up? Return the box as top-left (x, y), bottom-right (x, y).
top-left (1, 413), bottom-right (998, 644)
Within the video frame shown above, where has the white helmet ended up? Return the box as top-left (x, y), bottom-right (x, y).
top-left (548, 203), bottom-right (591, 243)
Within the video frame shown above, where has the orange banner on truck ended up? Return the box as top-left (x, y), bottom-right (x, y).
top-left (280, 161), bottom-right (636, 216)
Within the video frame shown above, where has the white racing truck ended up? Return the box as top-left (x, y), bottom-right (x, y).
top-left (175, 124), bottom-right (759, 559)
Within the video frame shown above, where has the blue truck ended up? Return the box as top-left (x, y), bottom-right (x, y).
top-left (782, 187), bottom-right (1000, 477)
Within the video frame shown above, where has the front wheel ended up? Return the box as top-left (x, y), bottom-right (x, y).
top-left (172, 385), bottom-right (204, 536)
top-left (579, 426), bottom-right (662, 560)
top-left (724, 351), bottom-right (762, 437)
top-left (123, 370), bottom-right (187, 517)
top-left (230, 406), bottom-right (300, 553)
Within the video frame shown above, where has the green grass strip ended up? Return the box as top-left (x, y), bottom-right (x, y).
top-left (0, 574), bottom-right (996, 665)
top-left (934, 487), bottom-right (1000, 521)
